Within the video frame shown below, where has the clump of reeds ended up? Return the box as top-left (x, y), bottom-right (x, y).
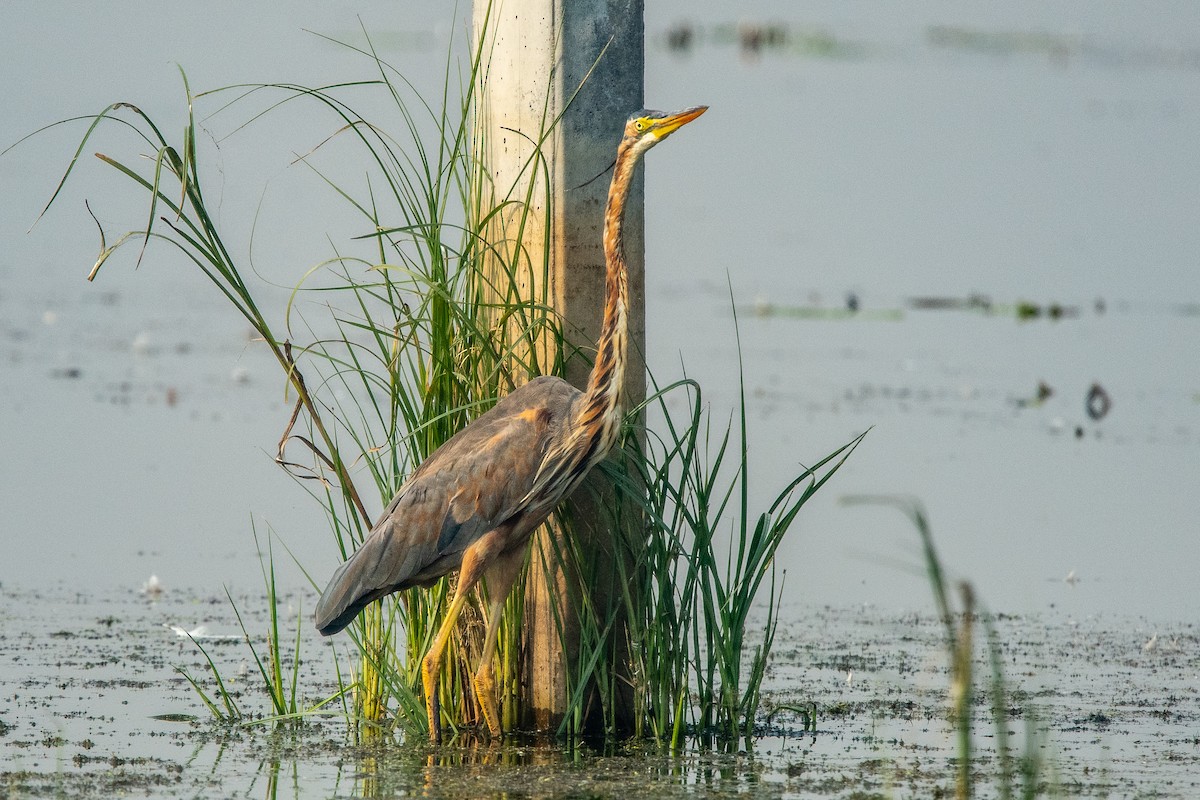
top-left (32, 16), bottom-right (860, 745)
top-left (535, 350), bottom-right (864, 744)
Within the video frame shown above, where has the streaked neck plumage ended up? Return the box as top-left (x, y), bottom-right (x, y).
top-left (575, 136), bottom-right (640, 460)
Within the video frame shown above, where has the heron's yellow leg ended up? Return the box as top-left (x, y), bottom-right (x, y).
top-left (421, 588), bottom-right (472, 745)
top-left (473, 547), bottom-right (524, 737)
top-left (473, 595), bottom-right (507, 736)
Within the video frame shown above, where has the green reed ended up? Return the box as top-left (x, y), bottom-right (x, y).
top-left (175, 638), bottom-right (243, 724)
top-left (843, 496), bottom-right (1053, 798)
top-left (615, 367), bottom-right (863, 746)
top-left (173, 524), bottom-right (345, 727)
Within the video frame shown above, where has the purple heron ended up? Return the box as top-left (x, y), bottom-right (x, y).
top-left (314, 105), bottom-right (707, 743)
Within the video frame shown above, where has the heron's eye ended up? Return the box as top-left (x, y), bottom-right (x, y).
top-left (634, 119), bottom-right (646, 132)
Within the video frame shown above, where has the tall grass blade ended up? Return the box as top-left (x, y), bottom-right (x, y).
top-left (175, 631), bottom-right (243, 723)
top-left (843, 495), bottom-right (1056, 797)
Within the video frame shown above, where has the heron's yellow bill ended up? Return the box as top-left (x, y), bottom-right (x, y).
top-left (655, 105), bottom-right (708, 137)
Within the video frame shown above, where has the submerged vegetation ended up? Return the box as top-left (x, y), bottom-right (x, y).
top-left (35, 16), bottom-right (859, 747)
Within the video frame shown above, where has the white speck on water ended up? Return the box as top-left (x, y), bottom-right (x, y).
top-left (131, 331), bottom-right (152, 355)
top-left (140, 574), bottom-right (164, 598)
top-left (163, 623), bottom-right (239, 641)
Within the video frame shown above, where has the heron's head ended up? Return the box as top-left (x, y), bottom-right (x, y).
top-left (622, 106), bottom-right (707, 156)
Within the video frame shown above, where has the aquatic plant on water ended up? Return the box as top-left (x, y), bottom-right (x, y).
top-left (844, 496), bottom-right (1055, 798)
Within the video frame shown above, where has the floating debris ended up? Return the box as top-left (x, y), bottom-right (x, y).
top-left (165, 623), bottom-right (207, 639)
top-left (1086, 383), bottom-right (1112, 421)
top-left (907, 294), bottom-right (993, 312)
top-left (131, 331), bottom-right (154, 356)
top-left (1015, 380), bottom-right (1054, 408)
top-left (664, 20), bottom-right (695, 53)
top-left (1064, 569), bottom-right (1079, 586)
top-left (139, 574), bottom-right (164, 599)
top-left (927, 25), bottom-right (1074, 64)
top-left (927, 24), bottom-right (1200, 71)
top-left (163, 623), bottom-right (239, 642)
top-left (1016, 300), bottom-right (1079, 320)
top-left (737, 21), bottom-right (788, 57)
top-left (751, 302), bottom-right (903, 321)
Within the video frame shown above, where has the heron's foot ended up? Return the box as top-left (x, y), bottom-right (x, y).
top-left (421, 656), bottom-right (442, 745)
top-left (473, 665), bottom-right (502, 737)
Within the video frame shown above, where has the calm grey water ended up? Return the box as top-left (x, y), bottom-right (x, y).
top-left (2, 2), bottom-right (1198, 628)
top-left (3, 584), bottom-right (1196, 797)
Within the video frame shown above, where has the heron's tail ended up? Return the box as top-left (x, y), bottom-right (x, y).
top-left (314, 522), bottom-right (440, 636)
top-left (314, 559), bottom-right (372, 636)
top-left (314, 532), bottom-right (397, 636)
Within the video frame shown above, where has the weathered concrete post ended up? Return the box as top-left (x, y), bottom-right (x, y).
top-left (472, 0), bottom-right (645, 730)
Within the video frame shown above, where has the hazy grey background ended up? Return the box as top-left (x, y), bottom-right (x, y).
top-left (2, 2), bottom-right (1197, 621)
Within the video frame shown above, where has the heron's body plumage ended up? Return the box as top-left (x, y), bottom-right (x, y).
top-left (314, 375), bottom-right (582, 635)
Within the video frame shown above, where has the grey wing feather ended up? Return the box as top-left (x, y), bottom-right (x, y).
top-left (314, 376), bottom-right (579, 635)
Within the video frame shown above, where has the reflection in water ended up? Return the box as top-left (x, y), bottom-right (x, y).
top-left (336, 733), bottom-right (790, 799)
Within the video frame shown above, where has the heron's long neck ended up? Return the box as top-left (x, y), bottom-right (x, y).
top-left (576, 140), bottom-right (638, 457)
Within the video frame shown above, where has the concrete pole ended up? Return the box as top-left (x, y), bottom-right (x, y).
top-left (472, 0), bottom-right (645, 731)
